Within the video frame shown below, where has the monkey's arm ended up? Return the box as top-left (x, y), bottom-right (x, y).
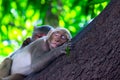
top-left (31, 42), bottom-right (69, 73)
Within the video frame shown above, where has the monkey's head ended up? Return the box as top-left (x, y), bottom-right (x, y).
top-left (47, 28), bottom-right (72, 49)
top-left (32, 25), bottom-right (54, 41)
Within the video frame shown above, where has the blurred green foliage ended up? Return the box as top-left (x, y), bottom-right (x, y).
top-left (0, 0), bottom-right (110, 61)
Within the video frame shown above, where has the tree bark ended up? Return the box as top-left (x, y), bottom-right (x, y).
top-left (25, 0), bottom-right (120, 80)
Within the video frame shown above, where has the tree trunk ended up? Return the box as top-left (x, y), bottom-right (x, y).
top-left (25, 0), bottom-right (120, 80)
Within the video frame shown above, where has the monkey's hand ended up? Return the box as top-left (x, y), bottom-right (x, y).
top-left (21, 37), bottom-right (31, 48)
top-left (52, 41), bottom-right (71, 57)
top-left (60, 41), bottom-right (71, 55)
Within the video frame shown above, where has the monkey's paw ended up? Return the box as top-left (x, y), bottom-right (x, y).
top-left (60, 41), bottom-right (71, 55)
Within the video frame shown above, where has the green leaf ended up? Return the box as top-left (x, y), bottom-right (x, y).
top-left (65, 46), bottom-right (70, 56)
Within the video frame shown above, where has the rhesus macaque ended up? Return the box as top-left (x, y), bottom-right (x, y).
top-left (0, 28), bottom-right (72, 80)
top-left (0, 25), bottom-right (53, 78)
top-left (21, 25), bottom-right (53, 48)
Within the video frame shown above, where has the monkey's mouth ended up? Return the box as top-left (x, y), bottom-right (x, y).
top-left (52, 43), bottom-right (59, 46)
top-left (51, 42), bottom-right (60, 48)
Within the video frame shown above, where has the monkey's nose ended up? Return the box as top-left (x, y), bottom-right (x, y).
top-left (55, 39), bottom-right (60, 42)
top-left (55, 40), bottom-right (59, 42)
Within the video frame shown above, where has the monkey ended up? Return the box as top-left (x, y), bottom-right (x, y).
top-left (0, 25), bottom-right (53, 78)
top-left (0, 27), bottom-right (72, 80)
top-left (21, 25), bottom-right (54, 48)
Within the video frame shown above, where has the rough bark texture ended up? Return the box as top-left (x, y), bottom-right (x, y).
top-left (25, 0), bottom-right (120, 80)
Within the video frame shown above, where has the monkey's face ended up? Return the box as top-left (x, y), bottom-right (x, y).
top-left (49, 31), bottom-right (68, 48)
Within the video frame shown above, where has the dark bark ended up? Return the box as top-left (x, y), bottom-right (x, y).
top-left (25, 0), bottom-right (120, 80)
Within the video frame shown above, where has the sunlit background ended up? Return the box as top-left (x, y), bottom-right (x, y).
top-left (0, 0), bottom-right (110, 62)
